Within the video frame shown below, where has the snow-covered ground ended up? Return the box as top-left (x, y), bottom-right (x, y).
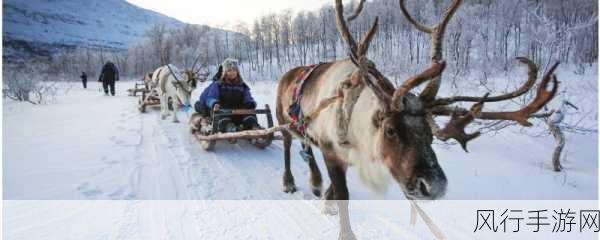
top-left (4, 200), bottom-right (598, 240)
top-left (4, 78), bottom-right (597, 200)
top-left (2, 69), bottom-right (598, 239)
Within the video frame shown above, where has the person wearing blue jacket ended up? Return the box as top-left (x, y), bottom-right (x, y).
top-left (194, 58), bottom-right (260, 132)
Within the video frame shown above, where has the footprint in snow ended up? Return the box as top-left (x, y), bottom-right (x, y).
top-left (77, 182), bottom-right (103, 199)
top-left (109, 187), bottom-right (126, 199)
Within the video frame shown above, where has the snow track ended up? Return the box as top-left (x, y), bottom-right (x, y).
top-left (6, 82), bottom-right (595, 201)
top-left (3, 81), bottom-right (597, 200)
top-left (3, 81), bottom-right (598, 240)
top-left (2, 83), bottom-right (316, 200)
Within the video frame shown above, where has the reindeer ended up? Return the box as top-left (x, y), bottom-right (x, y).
top-left (151, 64), bottom-right (196, 122)
top-left (153, 54), bottom-right (208, 122)
top-left (275, 0), bottom-right (559, 239)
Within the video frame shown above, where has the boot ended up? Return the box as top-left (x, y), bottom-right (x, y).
top-left (217, 117), bottom-right (236, 133)
top-left (241, 115), bottom-right (260, 130)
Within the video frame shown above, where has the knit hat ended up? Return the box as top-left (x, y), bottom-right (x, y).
top-left (221, 58), bottom-right (239, 73)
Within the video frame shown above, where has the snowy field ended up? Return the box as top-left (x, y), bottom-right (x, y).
top-left (4, 78), bottom-right (598, 200)
top-left (3, 68), bottom-right (599, 239)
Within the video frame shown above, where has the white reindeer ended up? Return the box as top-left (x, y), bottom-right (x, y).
top-left (153, 64), bottom-right (198, 123)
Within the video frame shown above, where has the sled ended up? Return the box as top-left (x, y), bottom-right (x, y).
top-left (127, 78), bottom-right (150, 97)
top-left (190, 104), bottom-right (282, 151)
top-left (138, 87), bottom-right (161, 113)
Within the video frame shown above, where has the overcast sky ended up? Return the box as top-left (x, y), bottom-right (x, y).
top-left (126, 0), bottom-right (331, 29)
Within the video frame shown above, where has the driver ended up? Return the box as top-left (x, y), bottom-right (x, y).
top-left (194, 58), bottom-right (260, 132)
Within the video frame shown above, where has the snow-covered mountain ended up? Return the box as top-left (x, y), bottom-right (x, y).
top-left (3, 0), bottom-right (183, 60)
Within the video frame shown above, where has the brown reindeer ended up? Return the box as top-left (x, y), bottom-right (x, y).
top-left (276, 0), bottom-right (559, 239)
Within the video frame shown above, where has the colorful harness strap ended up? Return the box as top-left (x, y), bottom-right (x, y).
top-left (288, 63), bottom-right (323, 137)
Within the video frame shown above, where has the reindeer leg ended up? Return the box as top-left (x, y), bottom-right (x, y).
top-left (301, 143), bottom-right (323, 197)
top-left (160, 95), bottom-right (167, 120)
top-left (324, 183), bottom-right (334, 200)
top-left (282, 130), bottom-right (297, 193)
top-left (323, 153), bottom-right (356, 240)
top-left (322, 183), bottom-right (338, 215)
top-left (172, 99), bottom-right (180, 123)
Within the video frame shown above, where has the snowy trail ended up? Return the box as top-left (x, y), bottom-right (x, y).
top-left (3, 80), bottom-right (598, 239)
top-left (1, 82), bottom-right (321, 200)
top-left (6, 200), bottom-right (598, 240)
top-left (4, 81), bottom-right (597, 200)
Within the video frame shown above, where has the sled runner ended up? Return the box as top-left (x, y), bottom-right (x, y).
top-left (190, 104), bottom-right (279, 151)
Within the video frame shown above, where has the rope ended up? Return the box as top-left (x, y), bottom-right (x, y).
top-left (302, 95), bottom-right (342, 125)
top-left (409, 201), bottom-right (446, 240)
top-left (166, 64), bottom-right (181, 83)
top-left (165, 64), bottom-right (192, 93)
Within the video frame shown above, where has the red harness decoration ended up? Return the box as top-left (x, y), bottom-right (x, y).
top-left (288, 63), bottom-right (323, 136)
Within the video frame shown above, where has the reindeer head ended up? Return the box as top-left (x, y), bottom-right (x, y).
top-left (166, 65), bottom-right (196, 108)
top-left (181, 50), bottom-right (210, 90)
top-left (183, 70), bottom-right (199, 89)
top-left (335, 0), bottom-right (558, 200)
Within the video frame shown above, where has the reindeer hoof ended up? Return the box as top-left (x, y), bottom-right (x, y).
top-left (311, 185), bottom-right (322, 197)
top-left (282, 183), bottom-right (297, 193)
top-left (283, 173), bottom-right (296, 193)
top-left (312, 189), bottom-right (322, 198)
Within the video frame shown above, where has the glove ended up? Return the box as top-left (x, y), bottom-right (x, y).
top-left (213, 103), bottom-right (221, 112)
top-left (181, 105), bottom-right (191, 112)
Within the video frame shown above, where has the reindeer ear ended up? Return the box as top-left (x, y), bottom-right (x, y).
top-left (391, 95), bottom-right (404, 112)
top-left (372, 109), bottom-right (387, 128)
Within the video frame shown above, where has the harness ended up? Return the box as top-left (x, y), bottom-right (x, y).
top-left (165, 64), bottom-right (191, 93)
top-left (288, 63), bottom-right (325, 137)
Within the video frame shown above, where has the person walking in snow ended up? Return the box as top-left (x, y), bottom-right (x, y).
top-left (80, 71), bottom-right (88, 89)
top-left (98, 61), bottom-right (119, 96)
top-left (194, 58), bottom-right (261, 132)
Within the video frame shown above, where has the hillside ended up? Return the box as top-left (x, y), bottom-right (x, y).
top-left (2, 0), bottom-right (238, 62)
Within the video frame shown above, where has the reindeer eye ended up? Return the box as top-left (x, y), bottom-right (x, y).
top-left (385, 127), bottom-right (396, 137)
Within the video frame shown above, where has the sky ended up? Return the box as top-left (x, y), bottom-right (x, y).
top-left (126, 0), bottom-right (331, 30)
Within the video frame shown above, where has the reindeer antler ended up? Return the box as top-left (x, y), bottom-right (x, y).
top-left (399, 0), bottom-right (461, 102)
top-left (427, 61), bottom-right (559, 150)
top-left (392, 61), bottom-right (447, 112)
top-left (434, 62), bottom-right (559, 125)
top-left (399, 0), bottom-right (559, 150)
top-left (431, 57), bottom-right (539, 106)
top-left (190, 52), bottom-right (203, 73)
top-left (335, 0), bottom-right (445, 112)
top-left (346, 0), bottom-right (367, 21)
top-left (426, 93), bottom-right (488, 152)
top-left (334, 0), bottom-right (392, 109)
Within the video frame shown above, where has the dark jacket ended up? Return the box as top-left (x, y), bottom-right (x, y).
top-left (197, 78), bottom-right (256, 111)
top-left (98, 62), bottom-right (119, 83)
top-left (80, 72), bottom-right (87, 82)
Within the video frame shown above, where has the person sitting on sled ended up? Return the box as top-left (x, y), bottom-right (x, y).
top-left (194, 58), bottom-right (261, 132)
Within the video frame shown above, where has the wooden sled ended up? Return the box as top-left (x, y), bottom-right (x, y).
top-left (190, 104), bottom-right (283, 151)
top-left (138, 87), bottom-right (161, 113)
top-left (127, 80), bottom-right (149, 97)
